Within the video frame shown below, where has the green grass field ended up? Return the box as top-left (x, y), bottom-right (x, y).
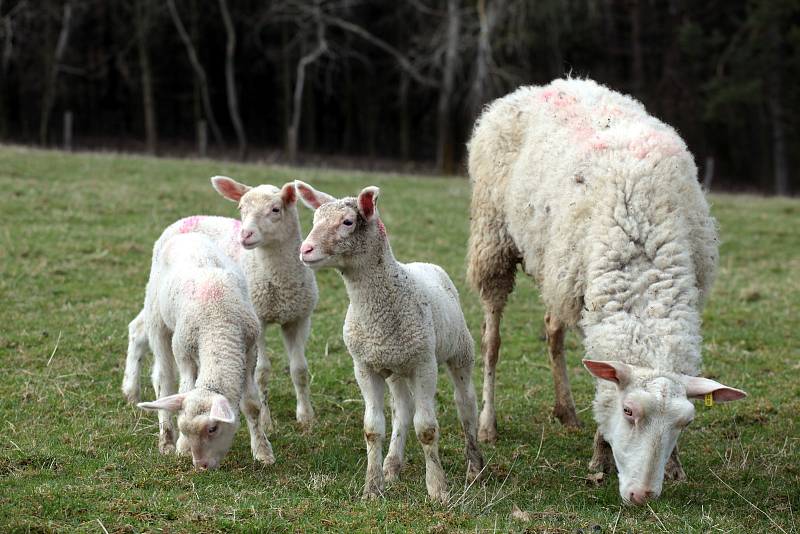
top-left (1, 145), bottom-right (798, 533)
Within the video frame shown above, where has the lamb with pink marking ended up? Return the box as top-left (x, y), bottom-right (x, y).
top-left (466, 77), bottom-right (746, 504)
top-left (135, 232), bottom-right (274, 470)
top-left (123, 178), bottom-right (318, 429)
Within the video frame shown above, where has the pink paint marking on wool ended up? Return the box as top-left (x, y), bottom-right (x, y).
top-left (628, 131), bottom-right (682, 160)
top-left (196, 279), bottom-right (224, 302)
top-left (179, 215), bottom-right (204, 233)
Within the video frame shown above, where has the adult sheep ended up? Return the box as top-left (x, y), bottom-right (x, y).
top-left (467, 78), bottom-right (746, 504)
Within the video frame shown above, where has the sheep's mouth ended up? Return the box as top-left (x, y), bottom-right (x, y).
top-left (240, 239), bottom-right (261, 249)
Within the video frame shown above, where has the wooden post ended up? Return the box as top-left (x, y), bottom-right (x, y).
top-left (63, 110), bottom-right (73, 151)
top-left (197, 120), bottom-right (207, 157)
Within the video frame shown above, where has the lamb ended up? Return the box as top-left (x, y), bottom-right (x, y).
top-left (466, 78), bottom-right (746, 504)
top-left (295, 181), bottom-right (484, 503)
top-left (136, 232), bottom-right (274, 470)
top-left (123, 177), bottom-right (318, 428)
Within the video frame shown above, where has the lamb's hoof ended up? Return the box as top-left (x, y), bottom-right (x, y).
top-left (478, 420), bottom-right (497, 444)
top-left (664, 460), bottom-right (686, 482)
top-left (427, 486), bottom-right (449, 504)
top-left (296, 408), bottom-right (315, 431)
top-left (383, 457), bottom-right (402, 483)
top-left (254, 444), bottom-right (276, 466)
top-left (466, 459), bottom-right (485, 483)
top-left (362, 484), bottom-right (384, 500)
top-left (159, 441), bottom-right (176, 455)
top-left (553, 405), bottom-right (581, 428)
top-left (121, 384), bottom-right (140, 405)
top-left (176, 436), bottom-right (191, 457)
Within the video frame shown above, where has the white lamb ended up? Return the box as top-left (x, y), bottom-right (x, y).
top-left (136, 232), bottom-right (274, 470)
top-left (295, 181), bottom-right (484, 503)
top-left (123, 177), bottom-right (318, 428)
top-left (467, 78), bottom-right (746, 504)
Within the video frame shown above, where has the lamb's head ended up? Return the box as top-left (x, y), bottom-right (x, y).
top-left (583, 360), bottom-right (746, 505)
top-left (211, 176), bottom-right (298, 249)
top-left (294, 181), bottom-right (383, 270)
top-left (138, 390), bottom-right (239, 470)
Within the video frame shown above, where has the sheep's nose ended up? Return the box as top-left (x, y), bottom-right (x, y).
top-left (240, 229), bottom-right (254, 241)
top-left (301, 243), bottom-right (314, 255)
top-left (629, 489), bottom-right (655, 505)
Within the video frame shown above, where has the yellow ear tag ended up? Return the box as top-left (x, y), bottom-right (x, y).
top-left (705, 393), bottom-right (714, 407)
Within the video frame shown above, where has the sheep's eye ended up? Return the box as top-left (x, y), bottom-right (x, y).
top-left (208, 425), bottom-right (218, 434)
top-left (343, 219), bottom-right (353, 226)
top-left (623, 407), bottom-right (633, 417)
top-left (271, 207), bottom-right (280, 213)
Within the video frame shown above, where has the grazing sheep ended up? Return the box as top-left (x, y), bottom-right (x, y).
top-left (295, 181), bottom-right (484, 503)
top-left (466, 78), bottom-right (746, 504)
top-left (123, 178), bottom-right (318, 428)
top-left (136, 232), bottom-right (274, 470)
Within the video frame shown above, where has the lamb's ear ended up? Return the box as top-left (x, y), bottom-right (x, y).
top-left (682, 376), bottom-right (747, 402)
top-left (209, 395), bottom-right (237, 423)
top-left (294, 180), bottom-right (336, 210)
top-left (280, 182), bottom-right (297, 206)
top-left (582, 359), bottom-right (632, 387)
top-left (211, 175), bottom-right (251, 202)
top-left (137, 392), bottom-right (187, 412)
top-left (357, 186), bottom-right (380, 222)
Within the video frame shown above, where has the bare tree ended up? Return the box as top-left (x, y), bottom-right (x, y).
top-left (39, 1), bottom-right (72, 146)
top-left (219, 0), bottom-right (247, 160)
top-left (436, 0), bottom-right (460, 174)
top-left (167, 0), bottom-right (224, 147)
top-left (469, 0), bottom-right (502, 120)
top-left (134, 0), bottom-right (157, 155)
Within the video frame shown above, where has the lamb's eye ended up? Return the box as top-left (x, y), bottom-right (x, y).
top-left (343, 219), bottom-right (353, 226)
top-left (209, 425), bottom-right (218, 434)
top-left (272, 207), bottom-right (280, 213)
top-left (623, 407), bottom-right (633, 417)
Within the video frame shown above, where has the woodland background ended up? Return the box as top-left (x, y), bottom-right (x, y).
top-left (0, 0), bottom-right (798, 194)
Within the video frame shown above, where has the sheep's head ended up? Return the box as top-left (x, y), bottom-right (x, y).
top-left (294, 181), bottom-right (383, 270)
top-left (211, 176), bottom-right (298, 249)
top-left (138, 390), bottom-right (239, 470)
top-left (583, 360), bottom-right (746, 505)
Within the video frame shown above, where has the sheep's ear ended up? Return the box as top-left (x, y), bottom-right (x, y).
top-left (682, 376), bottom-right (747, 403)
top-left (582, 359), bottom-right (632, 387)
top-left (209, 395), bottom-right (236, 423)
top-left (280, 182), bottom-right (297, 206)
top-left (357, 186), bottom-right (380, 222)
top-left (138, 392), bottom-right (187, 412)
top-left (294, 180), bottom-right (336, 210)
top-left (211, 176), bottom-right (251, 202)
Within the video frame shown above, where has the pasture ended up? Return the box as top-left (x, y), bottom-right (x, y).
top-left (0, 146), bottom-right (797, 532)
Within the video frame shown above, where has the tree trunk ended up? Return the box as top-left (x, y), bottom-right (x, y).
top-left (218, 0), bottom-right (247, 160)
top-left (167, 0), bottom-right (224, 147)
top-left (135, 0), bottom-right (157, 155)
top-left (469, 0), bottom-right (501, 121)
top-left (629, 0), bottom-right (644, 97)
top-left (39, 2), bottom-right (72, 146)
top-left (436, 0), bottom-right (460, 174)
top-left (399, 71), bottom-right (410, 160)
top-left (767, 24), bottom-right (789, 196)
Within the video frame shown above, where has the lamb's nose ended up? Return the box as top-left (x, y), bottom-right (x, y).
top-left (195, 461), bottom-right (209, 471)
top-left (240, 229), bottom-right (254, 241)
top-left (629, 489), bottom-right (654, 505)
top-left (301, 243), bottom-right (314, 255)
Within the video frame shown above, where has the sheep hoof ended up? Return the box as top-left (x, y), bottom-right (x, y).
top-left (296, 408), bottom-right (315, 431)
top-left (477, 418), bottom-right (497, 444)
top-left (664, 458), bottom-right (686, 482)
top-left (121, 385), bottom-right (140, 405)
top-left (383, 457), bottom-right (402, 483)
top-left (361, 485), bottom-right (383, 500)
top-left (427, 486), bottom-right (449, 504)
top-left (553, 405), bottom-right (581, 428)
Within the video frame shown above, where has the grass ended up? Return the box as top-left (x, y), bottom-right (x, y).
top-left (0, 145), bottom-right (798, 533)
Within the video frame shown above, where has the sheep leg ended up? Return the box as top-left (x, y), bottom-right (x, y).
top-left (664, 445), bottom-right (686, 481)
top-left (544, 313), bottom-right (581, 427)
top-left (241, 344), bottom-right (275, 465)
top-left (122, 309), bottom-right (148, 404)
top-left (149, 328), bottom-right (177, 454)
top-left (588, 429), bottom-right (615, 474)
top-left (354, 362), bottom-right (386, 500)
top-left (383, 374), bottom-right (413, 483)
top-left (411, 362), bottom-right (448, 503)
top-left (447, 359), bottom-right (485, 483)
top-left (253, 335), bottom-right (274, 433)
top-left (478, 302), bottom-right (504, 443)
top-left (281, 316), bottom-right (315, 428)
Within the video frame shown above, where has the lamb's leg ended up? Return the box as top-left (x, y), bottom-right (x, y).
top-left (354, 362), bottom-right (386, 500)
top-left (173, 341), bottom-right (197, 458)
top-left (664, 445), bottom-right (686, 481)
top-left (478, 301), bottom-right (504, 443)
top-left (383, 374), bottom-right (413, 483)
top-left (149, 328), bottom-right (177, 454)
top-left (241, 345), bottom-right (276, 465)
top-left (446, 359), bottom-right (484, 483)
top-left (122, 309), bottom-right (148, 404)
top-left (588, 429), bottom-right (614, 474)
top-left (544, 313), bottom-right (580, 427)
top-left (280, 316), bottom-right (314, 427)
top-left (253, 335), bottom-right (273, 433)
top-left (411, 362), bottom-right (448, 503)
